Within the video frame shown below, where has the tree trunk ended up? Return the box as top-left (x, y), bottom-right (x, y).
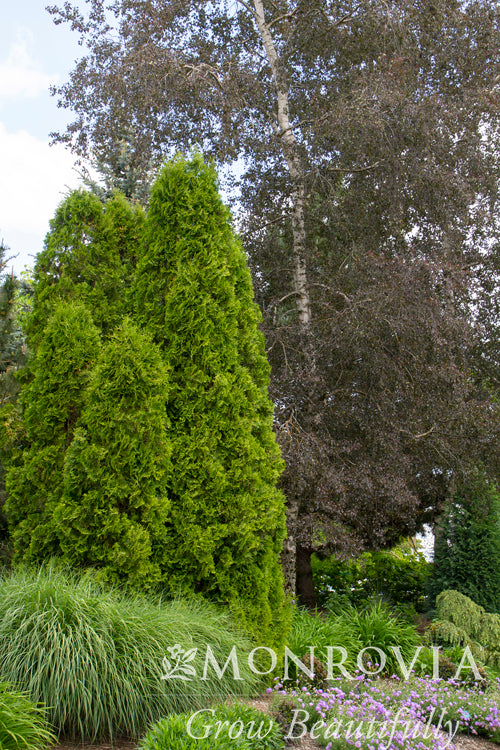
top-left (281, 495), bottom-right (299, 599)
top-left (252, 0), bottom-right (311, 327)
top-left (252, 0), bottom-right (313, 596)
top-left (296, 546), bottom-right (317, 608)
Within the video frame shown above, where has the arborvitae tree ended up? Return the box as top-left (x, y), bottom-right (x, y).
top-left (5, 302), bottom-right (101, 561)
top-left (53, 320), bottom-right (171, 589)
top-left (429, 477), bottom-right (500, 614)
top-left (29, 189), bottom-right (144, 344)
top-left (135, 155), bottom-right (289, 645)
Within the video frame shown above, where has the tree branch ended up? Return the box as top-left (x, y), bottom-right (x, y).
top-left (320, 5), bottom-right (363, 30)
top-left (268, 10), bottom-right (299, 28)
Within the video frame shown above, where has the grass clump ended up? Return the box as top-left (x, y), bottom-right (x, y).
top-left (0, 682), bottom-right (55, 750)
top-left (139, 703), bottom-right (284, 750)
top-left (0, 563), bottom-right (257, 741)
top-left (287, 607), bottom-right (362, 676)
top-left (287, 602), bottom-right (420, 681)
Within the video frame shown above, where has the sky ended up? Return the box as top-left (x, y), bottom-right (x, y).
top-left (0, 0), bottom-right (88, 275)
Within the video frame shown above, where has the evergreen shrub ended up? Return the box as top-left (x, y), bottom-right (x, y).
top-left (429, 477), bottom-right (500, 613)
top-left (28, 189), bottom-right (143, 343)
top-left (5, 302), bottom-right (101, 561)
top-left (54, 319), bottom-right (171, 589)
top-left (428, 589), bottom-right (500, 669)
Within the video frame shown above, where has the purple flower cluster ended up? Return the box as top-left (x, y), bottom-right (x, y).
top-left (268, 673), bottom-right (500, 749)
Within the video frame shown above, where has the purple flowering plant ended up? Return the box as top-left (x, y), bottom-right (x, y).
top-left (268, 672), bottom-right (500, 749)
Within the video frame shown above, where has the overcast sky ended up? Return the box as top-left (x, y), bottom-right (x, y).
top-left (1, 0), bottom-right (88, 275)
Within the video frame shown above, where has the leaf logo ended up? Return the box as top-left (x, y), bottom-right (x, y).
top-left (161, 644), bottom-right (198, 681)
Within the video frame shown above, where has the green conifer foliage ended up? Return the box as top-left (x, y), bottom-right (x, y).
top-left (54, 320), bottom-right (171, 588)
top-left (5, 302), bottom-right (101, 561)
top-left (429, 477), bottom-right (500, 613)
top-left (29, 190), bottom-right (143, 344)
top-left (135, 155), bottom-right (289, 644)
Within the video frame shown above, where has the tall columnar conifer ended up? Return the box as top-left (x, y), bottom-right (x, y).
top-left (135, 155), bottom-right (289, 645)
top-left (5, 302), bottom-right (101, 561)
top-left (54, 320), bottom-right (171, 588)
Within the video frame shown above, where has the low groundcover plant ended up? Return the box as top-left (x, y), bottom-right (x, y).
top-left (268, 672), bottom-right (500, 749)
top-left (139, 703), bottom-right (284, 750)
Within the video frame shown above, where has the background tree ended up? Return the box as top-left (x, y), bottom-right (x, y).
top-left (428, 477), bottom-right (500, 614)
top-left (0, 240), bottom-right (16, 546)
top-left (54, 320), bottom-right (171, 589)
top-left (134, 155), bottom-right (289, 644)
top-left (0, 240), bottom-right (16, 407)
top-left (49, 0), bottom-right (500, 602)
top-left (0, 243), bottom-right (30, 551)
top-left (81, 130), bottom-right (156, 204)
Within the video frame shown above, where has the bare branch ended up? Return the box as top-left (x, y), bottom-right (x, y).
top-left (268, 10), bottom-right (299, 28)
top-left (320, 4), bottom-right (363, 30)
top-left (307, 283), bottom-right (351, 304)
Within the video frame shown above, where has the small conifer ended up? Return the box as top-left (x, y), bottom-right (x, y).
top-left (5, 302), bottom-right (101, 560)
top-left (54, 320), bottom-right (171, 588)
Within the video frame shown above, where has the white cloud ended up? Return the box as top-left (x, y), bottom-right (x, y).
top-left (0, 29), bottom-right (58, 100)
top-left (0, 121), bottom-right (83, 272)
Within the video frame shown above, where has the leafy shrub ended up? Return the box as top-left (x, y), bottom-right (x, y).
top-left (0, 683), bottom-right (55, 750)
top-left (271, 695), bottom-right (304, 744)
top-left (0, 564), bottom-right (257, 740)
top-left (139, 703), bottom-right (284, 750)
top-left (313, 542), bottom-right (430, 611)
